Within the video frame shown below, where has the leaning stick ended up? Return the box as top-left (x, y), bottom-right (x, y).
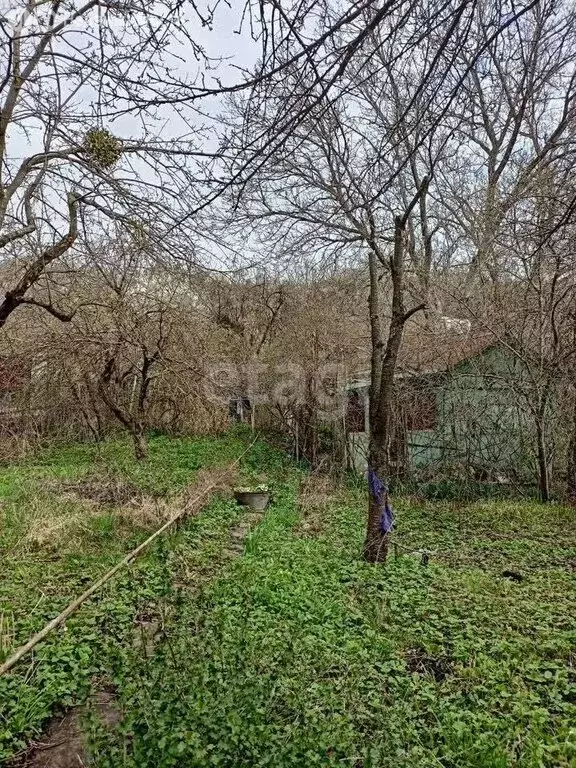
top-left (0, 443), bottom-right (253, 677)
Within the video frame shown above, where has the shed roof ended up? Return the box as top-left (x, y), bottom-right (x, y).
top-left (347, 327), bottom-right (497, 387)
top-left (397, 328), bottom-right (496, 374)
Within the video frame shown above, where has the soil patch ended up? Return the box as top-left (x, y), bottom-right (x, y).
top-left (405, 647), bottom-right (453, 682)
top-left (8, 691), bottom-right (120, 768)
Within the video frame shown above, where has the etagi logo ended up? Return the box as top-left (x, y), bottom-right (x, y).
top-left (0, 1), bottom-right (120, 38)
top-left (0, 0), bottom-right (78, 38)
top-left (0, 0), bottom-right (57, 36)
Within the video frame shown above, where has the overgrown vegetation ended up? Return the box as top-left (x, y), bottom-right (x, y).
top-left (4, 0), bottom-right (576, 762)
top-left (0, 431), bottom-right (255, 760)
top-left (2, 434), bottom-right (574, 766)
top-left (87, 480), bottom-right (576, 767)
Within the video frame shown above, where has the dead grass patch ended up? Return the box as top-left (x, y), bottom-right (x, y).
top-left (59, 475), bottom-right (144, 506)
top-left (22, 496), bottom-right (103, 552)
top-left (297, 474), bottom-right (339, 536)
top-left (0, 436), bottom-right (37, 464)
top-left (177, 465), bottom-right (238, 515)
top-left (19, 464), bottom-right (238, 555)
top-left (0, 610), bottom-right (15, 656)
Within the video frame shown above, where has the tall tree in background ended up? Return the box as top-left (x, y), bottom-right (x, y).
top-left (434, 0), bottom-right (576, 294)
top-left (226, 16), bottom-right (450, 560)
top-left (225, 0), bottom-right (576, 557)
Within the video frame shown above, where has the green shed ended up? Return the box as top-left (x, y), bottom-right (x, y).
top-left (345, 339), bottom-right (535, 482)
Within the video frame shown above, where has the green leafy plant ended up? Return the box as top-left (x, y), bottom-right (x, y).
top-left (2, 434), bottom-right (576, 767)
top-left (0, 430), bottom-right (265, 761)
top-left (234, 484), bottom-right (269, 493)
top-left (83, 127), bottom-right (123, 168)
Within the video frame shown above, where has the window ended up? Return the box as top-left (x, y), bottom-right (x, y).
top-left (346, 389), bottom-right (366, 433)
top-left (228, 396), bottom-right (251, 422)
top-left (406, 387), bottom-right (436, 431)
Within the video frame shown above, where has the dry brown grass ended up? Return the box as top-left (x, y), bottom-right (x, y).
top-left (0, 435), bottom-right (37, 464)
top-left (23, 496), bottom-right (110, 551)
top-left (22, 465), bottom-right (238, 553)
top-left (297, 474), bottom-right (339, 536)
top-left (59, 475), bottom-right (144, 506)
top-left (0, 610), bottom-right (15, 657)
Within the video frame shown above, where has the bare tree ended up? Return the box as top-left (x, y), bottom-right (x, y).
top-left (225, 19), bottom-right (454, 559)
top-left (442, 160), bottom-right (576, 501)
top-left (433, 0), bottom-right (576, 294)
top-left (0, 0), bottom-right (235, 330)
top-left (63, 236), bottom-right (180, 459)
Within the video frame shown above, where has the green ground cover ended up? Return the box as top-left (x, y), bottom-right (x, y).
top-left (1, 433), bottom-right (575, 766)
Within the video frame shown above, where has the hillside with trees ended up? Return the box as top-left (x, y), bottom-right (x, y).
top-left (1, 0), bottom-right (576, 765)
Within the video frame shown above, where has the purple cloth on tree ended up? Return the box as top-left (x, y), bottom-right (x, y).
top-left (368, 470), bottom-right (395, 534)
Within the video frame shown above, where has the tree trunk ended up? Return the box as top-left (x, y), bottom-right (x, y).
top-left (364, 437), bottom-right (391, 562)
top-left (536, 419), bottom-right (549, 502)
top-left (363, 182), bottom-right (428, 563)
top-left (566, 383), bottom-right (576, 503)
top-left (364, 241), bottom-right (387, 562)
top-left (132, 423), bottom-right (148, 461)
top-left (364, 321), bottom-right (401, 562)
top-left (363, 216), bottom-right (404, 563)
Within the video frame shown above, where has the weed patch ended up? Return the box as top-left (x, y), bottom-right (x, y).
top-left (0, 430), bottom-right (267, 761)
top-left (2, 435), bottom-right (576, 767)
top-left (88, 472), bottom-right (576, 768)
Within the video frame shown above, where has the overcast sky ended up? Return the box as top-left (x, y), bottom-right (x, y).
top-left (0, 1), bottom-right (280, 274)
